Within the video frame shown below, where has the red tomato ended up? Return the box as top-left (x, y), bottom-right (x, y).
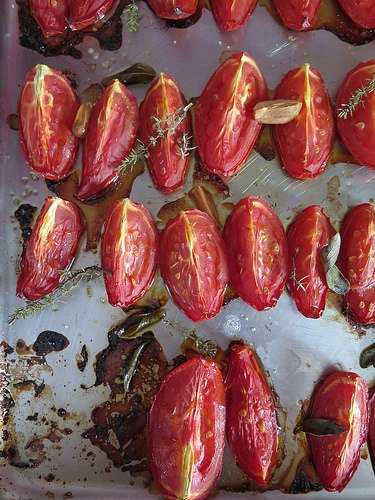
top-left (337, 0), bottom-right (375, 29)
top-left (338, 203), bottom-right (375, 325)
top-left (69, 0), bottom-right (116, 31)
top-left (160, 209), bottom-right (229, 321)
top-left (147, 0), bottom-right (199, 19)
top-left (211, 0), bottom-right (257, 31)
top-left (149, 356), bottom-right (226, 500)
top-left (17, 197), bottom-right (84, 301)
top-left (287, 206), bottom-right (335, 318)
top-left (223, 197), bottom-right (289, 311)
top-left (272, 0), bottom-right (321, 30)
top-left (308, 371), bottom-right (368, 492)
top-left (226, 342), bottom-right (278, 486)
top-left (101, 199), bottom-right (158, 308)
top-left (19, 64), bottom-right (80, 181)
top-left (77, 80), bottom-right (139, 201)
top-left (336, 61), bottom-right (375, 169)
top-left (195, 52), bottom-right (267, 179)
top-left (273, 64), bottom-right (334, 180)
top-left (139, 73), bottom-right (191, 193)
top-left (29, 0), bottom-right (69, 38)
top-left (369, 389), bottom-right (375, 473)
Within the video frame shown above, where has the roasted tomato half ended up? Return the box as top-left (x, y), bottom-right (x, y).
top-left (101, 199), bottom-right (158, 309)
top-left (69, 0), bottom-right (116, 31)
top-left (337, 0), bottom-right (375, 29)
top-left (223, 197), bottom-right (289, 311)
top-left (226, 342), bottom-right (278, 486)
top-left (77, 80), bottom-right (139, 201)
top-left (160, 209), bottom-right (229, 321)
top-left (272, 0), bottom-right (321, 31)
top-left (29, 0), bottom-right (69, 38)
top-left (287, 206), bottom-right (335, 318)
top-left (19, 64), bottom-right (80, 181)
top-left (147, 0), bottom-right (199, 19)
top-left (338, 203), bottom-right (375, 325)
top-left (336, 61), bottom-right (375, 169)
top-left (195, 52), bottom-right (267, 178)
top-left (139, 73), bottom-right (191, 193)
top-left (149, 356), bottom-right (226, 500)
top-left (17, 197), bottom-right (84, 301)
top-left (369, 389), bottom-right (375, 473)
top-left (308, 371), bottom-right (368, 492)
top-left (273, 64), bottom-right (334, 180)
top-left (211, 0), bottom-right (257, 31)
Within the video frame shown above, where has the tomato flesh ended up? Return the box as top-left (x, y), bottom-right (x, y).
top-left (273, 64), bottom-right (334, 180)
top-left (195, 52), bottom-right (267, 178)
top-left (308, 371), bottom-right (368, 492)
top-left (336, 61), bottom-right (375, 169)
top-left (147, 0), bottom-right (199, 19)
top-left (77, 80), bottom-right (139, 201)
top-left (69, 0), bottom-right (116, 31)
top-left (338, 203), bottom-right (375, 325)
top-left (287, 206), bottom-right (335, 318)
top-left (17, 197), bottom-right (84, 301)
top-left (19, 64), bottom-right (80, 181)
top-left (29, 0), bottom-right (69, 38)
top-left (160, 209), bottom-right (229, 321)
top-left (211, 0), bottom-right (257, 31)
top-left (101, 199), bottom-right (158, 308)
top-left (273, 0), bottom-right (321, 30)
top-left (149, 356), bottom-right (226, 500)
top-left (139, 73), bottom-right (191, 193)
top-left (337, 0), bottom-right (375, 29)
top-left (223, 196), bottom-right (289, 311)
top-left (226, 342), bottom-right (278, 486)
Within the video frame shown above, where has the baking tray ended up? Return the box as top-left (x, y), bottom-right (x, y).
top-left (1, 1), bottom-right (375, 499)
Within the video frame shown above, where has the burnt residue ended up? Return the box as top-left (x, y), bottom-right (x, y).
top-left (288, 466), bottom-right (322, 494)
top-left (7, 113), bottom-right (19, 131)
top-left (83, 327), bottom-right (167, 471)
top-left (33, 331), bottom-right (70, 357)
top-left (101, 63), bottom-right (157, 87)
top-left (13, 379), bottom-right (45, 397)
top-left (76, 345), bottom-right (89, 372)
top-left (255, 125), bottom-right (277, 162)
top-left (14, 204), bottom-right (37, 242)
top-left (17, 0), bottom-right (130, 58)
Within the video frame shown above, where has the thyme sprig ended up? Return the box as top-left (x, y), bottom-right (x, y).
top-left (126, 1), bottom-right (141, 33)
top-left (8, 266), bottom-right (103, 325)
top-left (338, 76), bottom-right (375, 119)
top-left (118, 103), bottom-right (194, 176)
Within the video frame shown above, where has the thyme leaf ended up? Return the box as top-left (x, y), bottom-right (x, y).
top-left (126, 1), bottom-right (141, 33)
top-left (8, 266), bottom-right (103, 325)
top-left (338, 76), bottom-right (375, 119)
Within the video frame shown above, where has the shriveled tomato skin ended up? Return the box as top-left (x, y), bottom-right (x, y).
top-left (17, 197), bottom-right (84, 301)
top-left (226, 342), bottom-right (278, 487)
top-left (338, 203), bottom-right (375, 325)
top-left (308, 371), bottom-right (368, 492)
top-left (273, 64), bottom-right (334, 180)
top-left (160, 209), bottom-right (229, 321)
top-left (211, 0), bottom-right (257, 31)
top-left (369, 389), bottom-right (375, 472)
top-left (273, 0), bottom-right (321, 31)
top-left (101, 199), bottom-right (158, 309)
top-left (223, 197), bottom-right (289, 311)
top-left (69, 0), bottom-right (116, 30)
top-left (287, 206), bottom-right (335, 318)
top-left (29, 0), bottom-right (69, 38)
top-left (139, 73), bottom-right (191, 193)
top-left (77, 80), bottom-right (139, 201)
top-left (195, 52), bottom-right (267, 178)
top-left (147, 0), bottom-right (199, 19)
top-left (337, 0), bottom-right (375, 29)
top-left (149, 356), bottom-right (226, 500)
top-left (19, 64), bottom-right (80, 181)
top-left (336, 61), bottom-right (375, 169)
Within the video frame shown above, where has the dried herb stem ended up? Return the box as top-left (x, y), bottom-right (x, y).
top-left (8, 266), bottom-right (103, 325)
top-left (338, 76), bottom-right (375, 119)
top-left (126, 1), bottom-right (141, 33)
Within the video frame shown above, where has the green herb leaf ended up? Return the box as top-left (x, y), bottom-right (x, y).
top-left (126, 1), bottom-right (141, 33)
top-left (359, 343), bottom-right (375, 369)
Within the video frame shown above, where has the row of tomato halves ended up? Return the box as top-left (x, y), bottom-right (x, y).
top-left (149, 345), bottom-right (375, 497)
top-left (28, 0), bottom-right (375, 35)
top-left (17, 192), bottom-right (375, 324)
top-left (18, 52), bottom-right (375, 199)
